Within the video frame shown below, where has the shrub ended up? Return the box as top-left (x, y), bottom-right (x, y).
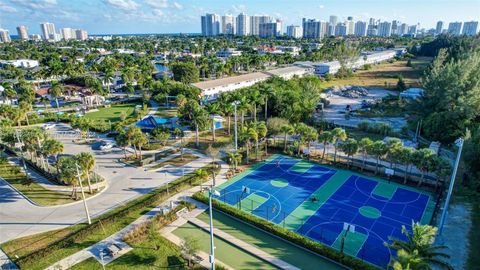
top-left (193, 192), bottom-right (378, 270)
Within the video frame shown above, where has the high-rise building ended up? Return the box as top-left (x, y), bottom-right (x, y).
top-left (259, 20), bottom-right (282, 38)
top-left (75, 29), bottom-right (88, 40)
top-left (31, 34), bottom-right (41, 41)
top-left (398, 23), bottom-right (408, 36)
top-left (61, 28), bottom-right (75, 40)
top-left (407, 24), bottom-right (418, 37)
top-left (286, 25), bottom-right (302, 38)
top-left (328, 15), bottom-right (338, 35)
top-left (447, 22), bottom-right (462, 35)
top-left (0, 29), bottom-right (11, 43)
top-left (16, 25), bottom-right (28, 40)
top-left (221, 14), bottom-right (235, 35)
top-left (236, 13), bottom-right (250, 36)
top-left (367, 18), bottom-right (377, 36)
top-left (201, 13), bottom-right (221, 36)
top-left (335, 23), bottom-right (347, 36)
top-left (346, 16), bottom-right (355, 35)
top-left (302, 18), bottom-right (327, 39)
top-left (436, 21), bottom-right (444, 35)
top-left (378, 21), bottom-right (392, 37)
top-left (391, 20), bottom-right (399, 35)
top-left (462, 21), bottom-right (479, 36)
top-left (354, 21), bottom-right (367, 36)
top-left (250, 15), bottom-right (273, 36)
top-left (40, 22), bottom-right (56, 40)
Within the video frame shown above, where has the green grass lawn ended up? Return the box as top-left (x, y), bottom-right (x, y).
top-left (148, 153), bottom-right (198, 171)
top-left (173, 221), bottom-right (276, 270)
top-left (0, 159), bottom-right (94, 206)
top-left (84, 103), bottom-right (140, 122)
top-left (196, 210), bottom-right (346, 270)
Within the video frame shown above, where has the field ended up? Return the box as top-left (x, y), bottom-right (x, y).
top-left (320, 57), bottom-right (432, 89)
top-left (84, 103), bottom-right (140, 122)
top-left (148, 153), bottom-right (198, 171)
top-left (214, 154), bottom-right (435, 268)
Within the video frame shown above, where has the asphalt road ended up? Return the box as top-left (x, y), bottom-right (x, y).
top-left (0, 123), bottom-right (212, 243)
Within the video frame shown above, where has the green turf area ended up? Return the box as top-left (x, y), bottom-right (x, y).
top-left (0, 159), bottom-right (95, 206)
top-left (359, 206), bottom-right (381, 219)
top-left (84, 103), bottom-right (140, 122)
top-left (420, 196), bottom-right (435, 224)
top-left (196, 210), bottom-right (346, 270)
top-left (173, 221), bottom-right (276, 270)
top-left (332, 230), bottom-right (368, 257)
top-left (239, 193), bottom-right (268, 212)
top-left (270, 178), bottom-right (288, 188)
top-left (155, 109), bottom-right (177, 118)
top-left (289, 160), bottom-right (314, 173)
top-left (148, 153), bottom-right (198, 171)
top-left (372, 182), bottom-right (397, 199)
top-left (283, 170), bottom-right (352, 231)
top-left (69, 257), bottom-right (103, 269)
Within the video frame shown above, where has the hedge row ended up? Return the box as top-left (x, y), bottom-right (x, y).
top-left (193, 192), bottom-right (379, 270)
top-left (13, 163), bottom-right (220, 268)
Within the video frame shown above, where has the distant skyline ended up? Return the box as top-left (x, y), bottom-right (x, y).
top-left (0, 0), bottom-right (479, 35)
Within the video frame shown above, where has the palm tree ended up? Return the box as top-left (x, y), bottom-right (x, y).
top-left (49, 81), bottom-right (64, 113)
top-left (41, 138), bottom-right (64, 174)
top-left (331, 128), bottom-right (347, 163)
top-left (398, 147), bottom-right (415, 184)
top-left (256, 122), bottom-right (268, 156)
top-left (227, 151), bottom-right (242, 171)
top-left (76, 152), bottom-right (95, 194)
top-left (368, 140), bottom-right (387, 175)
top-left (259, 85), bottom-right (274, 121)
top-left (341, 138), bottom-right (358, 168)
top-left (386, 138), bottom-right (403, 173)
top-left (387, 222), bottom-right (453, 270)
top-left (318, 130), bottom-right (333, 160)
top-left (412, 148), bottom-right (436, 187)
top-left (247, 124), bottom-right (260, 160)
top-left (207, 102), bottom-right (221, 142)
top-left (433, 156), bottom-right (451, 189)
top-left (103, 70), bottom-right (115, 94)
top-left (115, 131), bottom-right (130, 160)
top-left (358, 138), bottom-right (373, 171)
top-left (58, 156), bottom-right (79, 199)
top-left (280, 124), bottom-right (294, 151)
top-left (248, 87), bottom-right (263, 123)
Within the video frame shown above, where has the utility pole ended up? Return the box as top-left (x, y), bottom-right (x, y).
top-left (208, 188), bottom-right (220, 270)
top-left (76, 163), bottom-right (91, 224)
top-left (438, 138), bottom-right (464, 235)
top-left (232, 101), bottom-right (240, 151)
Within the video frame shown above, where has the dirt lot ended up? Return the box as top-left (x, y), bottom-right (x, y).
top-left (320, 57), bottom-right (432, 89)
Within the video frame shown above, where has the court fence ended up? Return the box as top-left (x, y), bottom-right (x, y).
top-left (214, 191), bottom-right (392, 268)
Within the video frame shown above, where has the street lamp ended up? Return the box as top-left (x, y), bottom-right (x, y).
top-left (232, 101), bottom-right (240, 151)
top-left (438, 137), bottom-right (464, 235)
top-left (208, 187), bottom-right (220, 270)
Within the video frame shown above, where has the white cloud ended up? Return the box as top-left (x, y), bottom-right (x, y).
top-left (103, 0), bottom-right (139, 11)
top-left (231, 4), bottom-right (246, 13)
top-left (10, 0), bottom-right (57, 10)
top-left (172, 2), bottom-right (182, 10)
top-left (144, 0), bottom-right (168, 9)
top-left (152, 9), bottom-right (164, 16)
top-left (319, 5), bottom-right (324, 9)
top-left (0, 2), bottom-right (17, 12)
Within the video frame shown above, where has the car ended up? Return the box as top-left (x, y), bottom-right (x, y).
top-left (42, 123), bottom-right (56, 130)
top-left (99, 141), bottom-right (114, 151)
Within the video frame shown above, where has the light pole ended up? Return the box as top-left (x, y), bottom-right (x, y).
top-left (208, 187), bottom-right (220, 270)
top-left (76, 163), bottom-right (92, 224)
top-left (232, 101), bottom-right (240, 151)
top-left (438, 137), bottom-right (464, 235)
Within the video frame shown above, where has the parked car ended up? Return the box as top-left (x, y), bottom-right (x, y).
top-left (42, 123), bottom-right (56, 130)
top-left (99, 141), bottom-right (114, 151)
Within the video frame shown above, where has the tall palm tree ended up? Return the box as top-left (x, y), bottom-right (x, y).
top-left (259, 85), bottom-right (274, 121)
top-left (398, 147), bottom-right (415, 184)
top-left (256, 122), bottom-right (268, 156)
top-left (331, 127), bottom-right (347, 163)
top-left (76, 152), bottom-right (95, 194)
top-left (116, 131), bottom-right (130, 160)
top-left (280, 124), bottom-right (294, 151)
top-left (58, 156), bottom-right (79, 199)
top-left (387, 222), bottom-right (453, 270)
top-left (41, 138), bottom-right (64, 174)
top-left (341, 138), bottom-right (358, 168)
top-left (49, 81), bottom-right (64, 113)
top-left (207, 102), bottom-right (221, 142)
top-left (368, 140), bottom-right (388, 175)
top-left (358, 137), bottom-right (373, 171)
top-left (318, 130), bottom-right (333, 160)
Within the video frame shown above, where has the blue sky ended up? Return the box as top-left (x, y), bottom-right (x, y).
top-left (0, 0), bottom-right (479, 34)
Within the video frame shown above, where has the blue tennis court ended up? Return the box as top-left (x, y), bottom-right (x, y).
top-left (213, 154), bottom-right (435, 268)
